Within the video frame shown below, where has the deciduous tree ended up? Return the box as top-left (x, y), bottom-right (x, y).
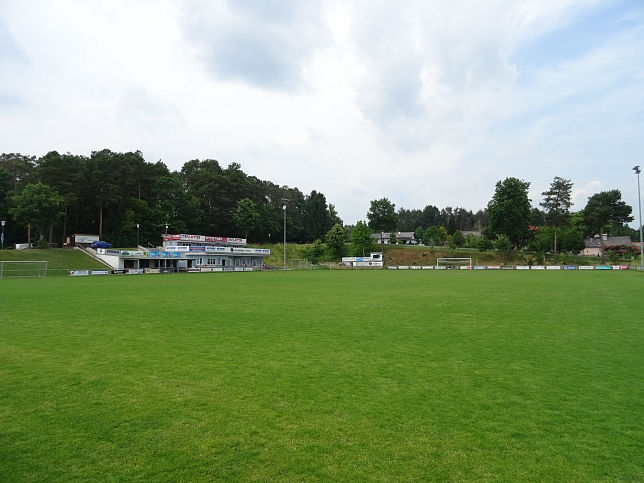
top-left (583, 190), bottom-right (633, 261)
top-left (351, 221), bottom-right (374, 256)
top-left (233, 198), bottom-right (260, 239)
top-left (367, 198), bottom-right (397, 232)
top-left (325, 223), bottom-right (346, 256)
top-left (10, 182), bottom-right (64, 243)
top-left (452, 230), bottom-right (465, 248)
top-left (487, 177), bottom-right (531, 248)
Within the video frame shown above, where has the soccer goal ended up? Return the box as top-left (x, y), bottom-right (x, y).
top-left (0, 260), bottom-right (48, 279)
top-left (436, 258), bottom-right (472, 270)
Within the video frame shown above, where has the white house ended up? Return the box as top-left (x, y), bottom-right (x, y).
top-left (371, 232), bottom-right (417, 245)
top-left (581, 235), bottom-right (632, 257)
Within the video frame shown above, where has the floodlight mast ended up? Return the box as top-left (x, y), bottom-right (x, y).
top-left (283, 204), bottom-right (287, 271)
top-left (634, 166), bottom-right (643, 268)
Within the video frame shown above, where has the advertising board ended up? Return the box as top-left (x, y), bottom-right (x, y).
top-left (206, 246), bottom-right (230, 253)
top-left (120, 250), bottom-right (145, 257)
top-left (163, 234), bottom-right (247, 244)
top-left (164, 246), bottom-right (190, 252)
top-left (355, 261), bottom-right (383, 267)
top-left (232, 248), bottom-right (270, 255)
top-left (69, 270), bottom-right (89, 276)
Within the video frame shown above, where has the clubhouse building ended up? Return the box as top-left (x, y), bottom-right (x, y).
top-left (93, 233), bottom-right (270, 273)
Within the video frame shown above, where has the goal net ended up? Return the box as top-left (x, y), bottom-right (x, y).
top-left (436, 258), bottom-right (472, 270)
top-left (0, 260), bottom-right (48, 279)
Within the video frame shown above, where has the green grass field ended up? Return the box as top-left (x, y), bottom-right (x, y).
top-left (1, 271), bottom-right (642, 481)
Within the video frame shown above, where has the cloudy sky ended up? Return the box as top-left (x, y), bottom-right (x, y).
top-left (1, 0), bottom-right (643, 226)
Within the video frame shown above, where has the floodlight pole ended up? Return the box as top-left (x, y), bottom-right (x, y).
top-left (283, 205), bottom-right (287, 271)
top-left (634, 166), bottom-right (643, 268)
top-left (1, 220), bottom-right (5, 250)
top-left (136, 223), bottom-right (140, 273)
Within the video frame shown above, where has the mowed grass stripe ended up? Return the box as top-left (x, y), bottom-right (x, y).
top-left (1, 271), bottom-right (642, 481)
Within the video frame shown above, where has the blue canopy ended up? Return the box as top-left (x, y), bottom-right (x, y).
top-left (90, 240), bottom-right (112, 248)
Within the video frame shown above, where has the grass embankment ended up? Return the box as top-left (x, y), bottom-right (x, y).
top-left (260, 243), bottom-right (607, 268)
top-left (1, 271), bottom-right (642, 480)
top-left (0, 248), bottom-right (107, 275)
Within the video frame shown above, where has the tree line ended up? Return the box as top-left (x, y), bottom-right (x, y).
top-left (0, 151), bottom-right (340, 248)
top-left (1, 150), bottom-right (638, 262)
top-left (362, 177), bottom-right (637, 262)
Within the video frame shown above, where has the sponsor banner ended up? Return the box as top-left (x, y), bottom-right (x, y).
top-left (189, 246), bottom-right (206, 252)
top-left (120, 250), bottom-right (145, 257)
top-left (387, 266), bottom-right (398, 269)
top-left (188, 268), bottom-right (201, 272)
top-left (342, 257), bottom-right (357, 262)
top-left (163, 234), bottom-right (247, 244)
top-left (164, 246), bottom-right (190, 252)
top-left (579, 265), bottom-right (594, 270)
top-left (111, 270), bottom-right (126, 274)
top-left (244, 267), bottom-right (254, 271)
top-left (435, 266), bottom-right (446, 270)
top-left (612, 265), bottom-right (628, 270)
top-left (74, 234), bottom-right (99, 243)
top-left (596, 265), bottom-right (611, 270)
top-left (232, 248), bottom-right (271, 255)
top-left (516, 266), bottom-right (530, 270)
top-left (200, 267), bottom-right (212, 272)
top-left (547, 266), bottom-right (561, 270)
top-left (146, 268), bottom-right (159, 273)
top-left (127, 269), bottom-right (143, 274)
top-left (224, 267), bottom-right (234, 272)
top-left (204, 235), bottom-right (244, 243)
top-left (91, 270), bottom-right (109, 275)
top-left (69, 270), bottom-right (89, 277)
top-left (224, 237), bottom-right (245, 244)
top-left (531, 265), bottom-right (545, 270)
top-left (146, 251), bottom-right (181, 258)
top-left (213, 267), bottom-right (223, 272)
top-left (422, 266), bottom-right (434, 269)
top-left (163, 234), bottom-right (183, 241)
top-left (355, 261), bottom-right (383, 267)
top-left (487, 266), bottom-right (500, 270)
top-left (205, 246), bottom-right (230, 253)
top-left (398, 266), bottom-right (410, 270)
top-left (501, 266), bottom-right (514, 270)
top-left (410, 265), bottom-right (422, 269)
top-left (234, 267), bottom-right (244, 272)
top-left (473, 265), bottom-right (487, 270)
top-left (563, 265), bottom-right (577, 270)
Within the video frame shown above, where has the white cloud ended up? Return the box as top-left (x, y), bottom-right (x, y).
top-left (1, 0), bottom-right (643, 226)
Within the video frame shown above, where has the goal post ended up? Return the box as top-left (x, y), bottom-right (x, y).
top-left (436, 258), bottom-right (472, 270)
top-left (0, 260), bottom-right (48, 279)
